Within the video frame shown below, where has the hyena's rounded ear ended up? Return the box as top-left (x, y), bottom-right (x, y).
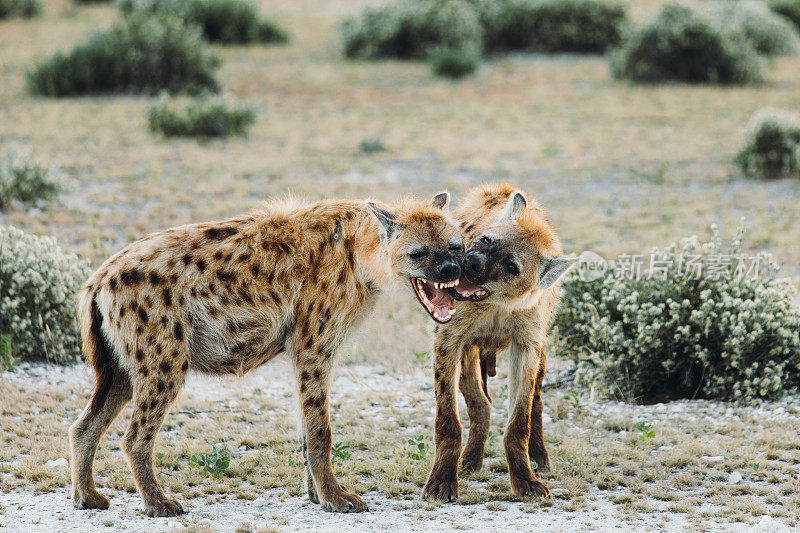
top-left (498, 191), bottom-right (527, 223)
top-left (537, 256), bottom-right (577, 289)
top-left (430, 191), bottom-right (450, 210)
top-left (367, 202), bottom-right (397, 245)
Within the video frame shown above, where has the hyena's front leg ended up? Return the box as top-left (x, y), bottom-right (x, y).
top-left (422, 341), bottom-right (462, 502)
top-left (296, 353), bottom-right (368, 513)
top-left (122, 369), bottom-right (187, 517)
top-left (300, 435), bottom-right (319, 504)
top-left (505, 341), bottom-right (550, 499)
top-left (459, 346), bottom-right (492, 475)
top-left (528, 345), bottom-right (550, 472)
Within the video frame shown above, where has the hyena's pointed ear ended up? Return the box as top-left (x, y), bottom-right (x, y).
top-left (538, 256), bottom-right (577, 289)
top-left (430, 191), bottom-right (450, 210)
top-left (367, 202), bottom-right (397, 245)
top-left (498, 191), bottom-right (527, 223)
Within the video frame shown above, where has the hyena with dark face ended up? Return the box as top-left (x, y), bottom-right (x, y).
top-left (70, 193), bottom-right (465, 516)
top-left (422, 184), bottom-right (575, 502)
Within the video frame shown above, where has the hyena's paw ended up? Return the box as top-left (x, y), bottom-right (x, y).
top-left (320, 489), bottom-right (368, 513)
top-left (510, 474), bottom-right (551, 500)
top-left (73, 489), bottom-right (110, 510)
top-left (529, 449), bottom-right (551, 473)
top-left (144, 497), bottom-right (185, 517)
top-left (460, 449), bottom-right (484, 475)
top-left (422, 470), bottom-right (458, 502)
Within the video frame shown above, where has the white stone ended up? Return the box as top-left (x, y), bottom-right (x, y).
top-left (749, 515), bottom-right (791, 533)
top-left (702, 455), bottom-right (725, 463)
top-left (728, 471), bottom-right (743, 484)
top-left (45, 458), bottom-right (68, 469)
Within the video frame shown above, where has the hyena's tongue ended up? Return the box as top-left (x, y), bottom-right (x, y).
top-left (454, 274), bottom-right (482, 297)
top-left (421, 280), bottom-right (456, 321)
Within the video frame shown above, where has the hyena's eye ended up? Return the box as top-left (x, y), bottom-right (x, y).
top-left (505, 261), bottom-right (519, 276)
top-left (479, 236), bottom-right (492, 246)
top-left (449, 242), bottom-right (463, 252)
top-left (409, 247), bottom-right (428, 260)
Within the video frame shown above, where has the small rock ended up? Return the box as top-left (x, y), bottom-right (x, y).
top-left (550, 488), bottom-right (571, 499)
top-left (166, 520), bottom-right (183, 530)
top-left (702, 455), bottom-right (724, 463)
top-left (46, 458), bottom-right (68, 469)
top-left (749, 516), bottom-right (791, 533)
top-left (728, 471), bottom-right (743, 484)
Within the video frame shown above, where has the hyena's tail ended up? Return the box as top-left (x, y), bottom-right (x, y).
top-left (78, 287), bottom-right (118, 411)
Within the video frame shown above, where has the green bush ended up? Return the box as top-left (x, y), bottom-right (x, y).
top-left (0, 152), bottom-right (61, 209)
top-left (429, 46), bottom-right (480, 78)
top-left (148, 97), bottom-right (256, 138)
top-left (557, 224), bottom-right (800, 403)
top-left (0, 0), bottom-right (41, 18)
top-left (771, 0), bottom-right (800, 30)
top-left (735, 109), bottom-right (800, 179)
top-left (472, 0), bottom-right (626, 54)
top-left (0, 226), bottom-right (91, 364)
top-left (117, 0), bottom-right (289, 45)
top-left (27, 13), bottom-right (220, 97)
top-left (609, 4), bottom-right (763, 84)
top-left (342, 0), bottom-right (483, 60)
top-left (703, 0), bottom-right (800, 56)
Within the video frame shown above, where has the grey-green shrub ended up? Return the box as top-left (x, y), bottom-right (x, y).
top-left (735, 109), bottom-right (800, 179)
top-left (703, 0), bottom-right (800, 56)
top-left (0, 152), bottom-right (61, 209)
top-left (27, 13), bottom-right (220, 97)
top-left (609, 4), bottom-right (763, 84)
top-left (148, 97), bottom-right (256, 138)
top-left (771, 0), bottom-right (800, 30)
top-left (556, 224), bottom-right (800, 403)
top-left (471, 0), bottom-right (626, 54)
top-left (0, 0), bottom-right (41, 18)
top-left (0, 226), bottom-right (91, 364)
top-left (117, 0), bottom-right (289, 45)
top-left (342, 0), bottom-right (483, 60)
top-left (429, 46), bottom-right (480, 78)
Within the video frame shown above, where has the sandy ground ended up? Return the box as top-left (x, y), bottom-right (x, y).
top-left (1, 361), bottom-right (798, 533)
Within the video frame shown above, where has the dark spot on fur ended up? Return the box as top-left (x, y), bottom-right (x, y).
top-left (120, 268), bottom-right (144, 286)
top-left (135, 349), bottom-right (144, 361)
top-left (190, 287), bottom-right (197, 299)
top-left (237, 251), bottom-right (252, 263)
top-left (174, 322), bottom-right (184, 341)
top-left (196, 259), bottom-right (207, 272)
top-left (160, 361), bottom-right (171, 373)
top-left (119, 307), bottom-right (126, 319)
top-left (250, 264), bottom-right (260, 276)
top-left (214, 251), bottom-right (223, 261)
top-left (182, 253), bottom-right (192, 265)
top-left (312, 368), bottom-right (321, 380)
top-left (204, 226), bottom-right (239, 240)
top-left (138, 307), bottom-right (148, 324)
top-left (157, 380), bottom-right (165, 393)
top-left (108, 277), bottom-right (118, 291)
top-left (140, 366), bottom-right (149, 377)
top-left (181, 361), bottom-right (189, 372)
top-left (160, 316), bottom-right (168, 326)
top-left (163, 288), bottom-right (172, 307)
top-left (149, 272), bottom-right (162, 285)
top-left (216, 269), bottom-right (235, 283)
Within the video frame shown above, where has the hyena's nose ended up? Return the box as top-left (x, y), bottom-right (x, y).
top-left (464, 252), bottom-right (486, 276)
top-left (438, 261), bottom-right (460, 281)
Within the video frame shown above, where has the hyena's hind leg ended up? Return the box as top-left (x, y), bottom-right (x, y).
top-left (300, 435), bottom-right (320, 504)
top-left (459, 346), bottom-right (492, 475)
top-left (122, 362), bottom-right (188, 517)
top-left (69, 366), bottom-right (132, 510)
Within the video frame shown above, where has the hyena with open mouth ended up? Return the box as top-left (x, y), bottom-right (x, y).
top-left (422, 183), bottom-right (576, 502)
top-left (70, 193), bottom-right (465, 516)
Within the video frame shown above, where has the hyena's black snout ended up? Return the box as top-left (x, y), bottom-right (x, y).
top-left (464, 251), bottom-right (486, 277)
top-left (438, 261), bottom-right (460, 281)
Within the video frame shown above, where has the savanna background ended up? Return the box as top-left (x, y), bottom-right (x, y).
top-left (1, 0), bottom-right (800, 531)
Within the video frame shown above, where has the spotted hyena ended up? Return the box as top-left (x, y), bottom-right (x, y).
top-left (69, 193), bottom-right (466, 516)
top-left (421, 184), bottom-right (576, 502)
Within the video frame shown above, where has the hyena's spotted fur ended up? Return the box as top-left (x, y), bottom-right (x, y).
top-left (70, 194), bottom-right (463, 516)
top-left (422, 184), bottom-right (575, 502)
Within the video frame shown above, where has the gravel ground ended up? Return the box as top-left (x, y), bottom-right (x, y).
top-left (1, 361), bottom-right (798, 533)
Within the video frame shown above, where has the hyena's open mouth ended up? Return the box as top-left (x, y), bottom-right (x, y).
top-left (412, 274), bottom-right (491, 322)
top-left (411, 278), bottom-right (458, 323)
top-left (447, 275), bottom-right (490, 302)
